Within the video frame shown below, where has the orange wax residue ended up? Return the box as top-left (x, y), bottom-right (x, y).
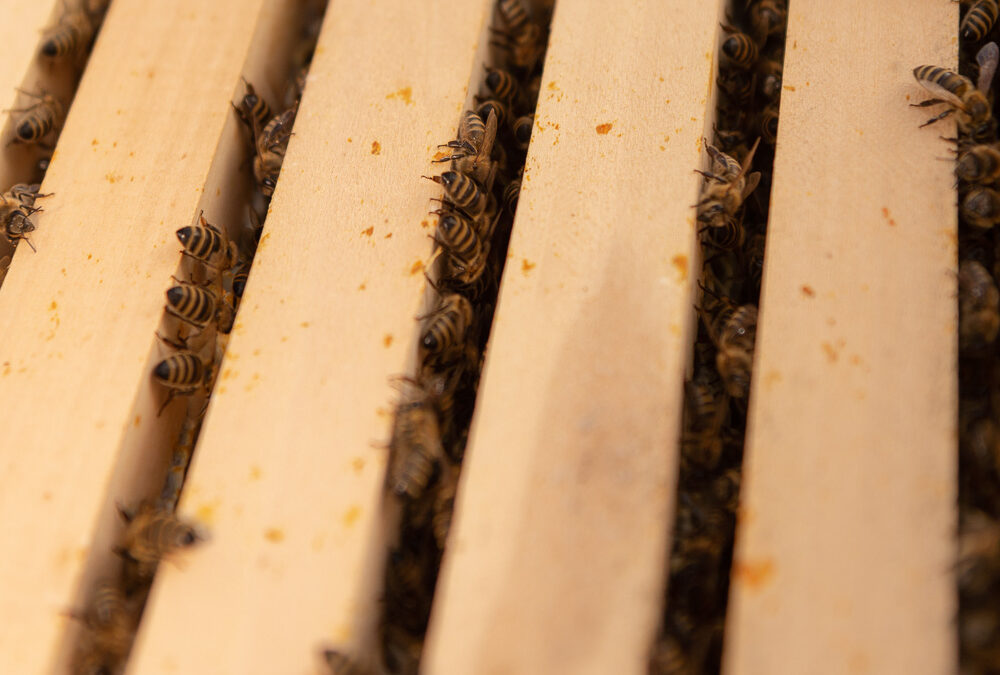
top-left (733, 557), bottom-right (775, 590)
top-left (595, 123), bottom-right (613, 135)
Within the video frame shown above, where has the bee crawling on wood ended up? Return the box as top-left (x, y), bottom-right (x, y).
top-left (232, 77), bottom-right (273, 142)
top-left (151, 335), bottom-right (214, 414)
top-left (253, 103), bottom-right (297, 197)
top-left (423, 171), bottom-right (490, 220)
top-left (695, 138), bottom-right (762, 230)
top-left (176, 211), bottom-right (238, 271)
top-left (912, 42), bottom-right (999, 143)
top-left (431, 211), bottom-right (491, 287)
top-left (418, 292), bottom-right (474, 367)
top-left (0, 183), bottom-right (49, 251)
top-left (387, 377), bottom-right (445, 501)
top-left (5, 89), bottom-right (65, 147)
top-left (164, 279), bottom-right (224, 335)
top-left (114, 502), bottom-right (203, 581)
top-left (434, 109), bottom-right (498, 188)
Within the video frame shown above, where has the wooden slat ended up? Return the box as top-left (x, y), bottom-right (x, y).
top-left (0, 0), bottom-right (290, 671)
top-left (723, 3), bottom-right (957, 674)
top-left (421, 1), bottom-right (724, 673)
top-left (128, 1), bottom-right (493, 672)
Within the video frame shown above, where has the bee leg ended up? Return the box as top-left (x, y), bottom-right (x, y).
top-left (155, 331), bottom-right (190, 351)
top-left (909, 98), bottom-right (946, 108)
top-left (919, 109), bottom-right (955, 128)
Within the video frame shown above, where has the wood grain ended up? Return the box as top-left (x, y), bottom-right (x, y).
top-left (722, 3), bottom-right (958, 674)
top-left (421, 1), bottom-right (725, 673)
top-left (0, 0), bottom-right (288, 670)
top-left (128, 1), bottom-right (494, 673)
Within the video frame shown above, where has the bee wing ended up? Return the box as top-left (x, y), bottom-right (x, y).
top-left (977, 42), bottom-right (999, 94)
top-left (477, 109), bottom-right (498, 162)
top-left (916, 75), bottom-right (967, 108)
top-left (741, 171), bottom-right (762, 200)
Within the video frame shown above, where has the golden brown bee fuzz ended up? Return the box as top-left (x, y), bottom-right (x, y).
top-left (434, 212), bottom-right (488, 286)
top-left (696, 138), bottom-right (762, 229)
top-left (84, 581), bottom-right (133, 661)
top-left (253, 104), bottom-right (297, 196)
top-left (957, 144), bottom-right (1000, 184)
top-left (8, 91), bottom-right (64, 146)
top-left (388, 383), bottom-right (445, 500)
top-left (912, 58), bottom-right (997, 142)
top-left (419, 293), bottom-right (473, 365)
top-left (176, 212), bottom-right (236, 269)
top-left (484, 67), bottom-right (518, 102)
top-left (963, 187), bottom-right (1000, 229)
top-left (721, 27), bottom-right (758, 70)
top-left (496, 0), bottom-right (530, 35)
top-left (962, 0), bottom-right (1000, 44)
top-left (432, 464), bottom-right (458, 549)
top-left (748, 0), bottom-right (787, 43)
top-left (39, 9), bottom-right (94, 61)
top-left (116, 502), bottom-right (202, 580)
top-left (959, 260), bottom-right (1000, 351)
top-left (322, 648), bottom-right (372, 675)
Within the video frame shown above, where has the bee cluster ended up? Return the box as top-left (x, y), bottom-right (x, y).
top-left (911, 3), bottom-right (1000, 672)
top-left (0, 0), bottom-right (111, 279)
top-left (650, 2), bottom-right (787, 673)
top-left (354, 2), bottom-right (550, 673)
top-left (67, 4), bottom-right (328, 673)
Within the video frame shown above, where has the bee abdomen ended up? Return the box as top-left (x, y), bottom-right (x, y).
top-left (176, 224), bottom-right (223, 261)
top-left (166, 284), bottom-right (217, 326)
top-left (153, 352), bottom-right (204, 388)
top-left (485, 68), bottom-right (518, 101)
top-left (437, 214), bottom-right (484, 264)
top-left (421, 294), bottom-right (473, 359)
top-left (440, 171), bottom-right (486, 216)
top-left (722, 31), bottom-right (758, 69)
top-left (962, 0), bottom-right (1000, 43)
top-left (497, 0), bottom-right (529, 35)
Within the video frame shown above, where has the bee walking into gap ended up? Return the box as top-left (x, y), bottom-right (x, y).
top-left (912, 42), bottom-right (999, 142)
top-left (6, 89), bottom-right (65, 146)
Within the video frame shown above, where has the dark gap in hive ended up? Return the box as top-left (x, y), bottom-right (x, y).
top-left (370, 2), bottom-right (555, 674)
top-left (66, 2), bottom-right (330, 673)
top-left (954, 4), bottom-right (1000, 673)
top-left (0, 0), bottom-right (113, 288)
top-left (650, 2), bottom-right (789, 673)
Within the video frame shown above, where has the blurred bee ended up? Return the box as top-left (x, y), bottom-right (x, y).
top-left (322, 648), bottom-right (372, 675)
top-left (721, 26), bottom-right (758, 70)
top-left (152, 349), bottom-right (211, 414)
top-left (432, 463), bottom-right (458, 550)
top-left (513, 114), bottom-right (533, 150)
top-left (7, 90), bottom-right (65, 146)
top-left (497, 0), bottom-right (530, 35)
top-left (419, 293), bottom-right (473, 366)
top-left (435, 109), bottom-right (497, 187)
top-left (483, 67), bottom-right (518, 102)
top-left (381, 622), bottom-right (423, 675)
top-left (39, 9), bottom-right (94, 62)
top-left (423, 171), bottom-right (488, 219)
top-left (713, 126), bottom-right (749, 158)
top-left (0, 255), bottom-right (10, 285)
top-left (490, 22), bottom-right (545, 71)
top-left (73, 581), bottom-right (133, 662)
top-left (959, 260), bottom-right (1000, 351)
top-left (747, 0), bottom-right (787, 43)
top-left (700, 214), bottom-right (745, 252)
top-left (758, 57), bottom-right (783, 101)
top-left (476, 98), bottom-right (508, 130)
top-left (165, 281), bottom-right (221, 334)
top-left (962, 0), bottom-right (1000, 44)
top-left (760, 104), bottom-right (779, 145)
top-left (963, 187), bottom-right (1000, 228)
top-left (231, 260), bottom-right (250, 298)
top-left (433, 212), bottom-right (489, 286)
top-left (699, 289), bottom-right (758, 399)
top-left (253, 103), bottom-right (297, 197)
top-left (957, 144), bottom-right (1000, 184)
top-left (503, 175), bottom-right (521, 214)
top-left (648, 635), bottom-right (691, 675)
top-left (957, 509), bottom-right (1000, 596)
top-left (912, 42), bottom-right (999, 142)
top-left (696, 138), bottom-right (762, 229)
top-left (388, 379), bottom-right (445, 500)
top-left (684, 363), bottom-right (727, 433)
top-left (745, 232), bottom-right (766, 293)
top-left (176, 211), bottom-right (237, 270)
top-left (232, 78), bottom-right (273, 141)
top-left (115, 502), bottom-right (202, 580)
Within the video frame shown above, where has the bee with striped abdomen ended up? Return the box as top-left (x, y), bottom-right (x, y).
top-left (696, 138), bottom-right (762, 229)
top-left (483, 67), bottom-right (518, 102)
top-left (253, 103), bottom-right (297, 197)
top-left (758, 57), bottom-right (783, 101)
top-left (165, 281), bottom-right (221, 334)
top-left (747, 0), bottom-right (787, 43)
top-left (423, 170), bottom-right (489, 219)
top-left (152, 349), bottom-right (211, 415)
top-left (39, 8), bottom-right (94, 62)
top-left (503, 175), bottom-right (521, 214)
top-left (721, 26), bottom-right (759, 70)
top-left (912, 42), bottom-right (999, 142)
top-left (387, 379), bottom-right (445, 500)
top-left (432, 461), bottom-right (458, 550)
top-left (957, 144), bottom-right (1000, 184)
top-left (435, 110), bottom-right (497, 187)
top-left (419, 293), bottom-right (473, 366)
top-left (497, 0), bottom-right (530, 36)
top-left (490, 22), bottom-right (545, 71)
top-left (7, 90), bottom-right (64, 146)
top-left (513, 114), bottom-right (533, 150)
top-left (115, 502), bottom-right (202, 580)
top-left (232, 78), bottom-right (273, 138)
top-left (963, 187), bottom-right (1000, 228)
top-left (959, 260), bottom-right (1000, 351)
top-left (434, 212), bottom-right (489, 286)
top-left (962, 0), bottom-right (1000, 44)
top-left (760, 104), bottom-right (780, 145)
top-left (176, 211), bottom-right (237, 270)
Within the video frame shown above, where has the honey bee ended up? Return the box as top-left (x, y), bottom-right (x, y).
top-left (957, 509), bottom-right (1000, 596)
top-left (758, 57), bottom-right (783, 101)
top-left (476, 98), bottom-right (508, 130)
top-left (115, 502), bottom-right (202, 579)
top-left (912, 42), bottom-right (999, 142)
top-left (435, 109), bottom-right (497, 187)
top-left (503, 175), bottom-right (521, 214)
top-left (721, 27), bottom-right (759, 70)
top-left (4, 210), bottom-right (37, 251)
top-left (232, 78), bottom-right (273, 140)
top-left (7, 90), bottom-right (65, 146)
top-left (165, 281), bottom-right (221, 333)
top-left (176, 211), bottom-right (237, 269)
top-left (81, 581), bottom-right (133, 661)
top-left (513, 114), bottom-right (533, 150)
top-left (484, 67), bottom-right (518, 102)
top-left (717, 69), bottom-right (755, 110)
top-left (433, 213), bottom-right (489, 286)
top-left (152, 350), bottom-right (211, 414)
top-left (696, 138), bottom-right (762, 229)
top-left (496, 0), bottom-right (530, 35)
top-left (39, 9), bottom-right (94, 62)
top-left (700, 214), bottom-right (745, 251)
top-left (490, 23), bottom-right (545, 70)
top-left (747, 0), bottom-right (787, 43)
top-left (232, 260), bottom-right (249, 298)
top-left (962, 0), bottom-right (1000, 44)
top-left (423, 171), bottom-right (489, 219)
top-left (699, 289), bottom-right (757, 399)
top-left (419, 293), bottom-right (473, 365)
top-left (760, 104), bottom-right (779, 145)
top-left (432, 463), bottom-right (458, 550)
top-left (684, 365), bottom-right (727, 433)
top-left (648, 635), bottom-right (691, 675)
top-left (388, 380), bottom-right (445, 500)
top-left (963, 187), bottom-right (1000, 228)
top-left (253, 104), bottom-right (297, 197)
top-left (322, 648), bottom-right (372, 675)
top-left (957, 144), bottom-right (1000, 184)
top-left (959, 260), bottom-right (1000, 350)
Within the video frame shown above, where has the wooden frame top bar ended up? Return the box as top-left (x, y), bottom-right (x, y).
top-left (723, 2), bottom-right (958, 674)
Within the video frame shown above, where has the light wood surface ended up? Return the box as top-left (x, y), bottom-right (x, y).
top-left (128, 1), bottom-right (494, 673)
top-left (0, 0), bottom-right (285, 671)
top-left (723, 2), bottom-right (958, 674)
top-left (421, 1), bottom-right (724, 673)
